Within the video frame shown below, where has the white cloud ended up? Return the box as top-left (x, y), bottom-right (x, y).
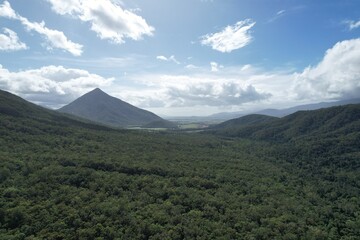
top-left (277, 10), bottom-right (286, 15)
top-left (0, 28), bottom-right (27, 51)
top-left (156, 56), bottom-right (167, 61)
top-left (46, 0), bottom-right (154, 44)
top-left (118, 38), bottom-right (360, 113)
top-left (210, 62), bottom-right (218, 72)
top-left (118, 72), bottom-right (273, 109)
top-left (210, 62), bottom-right (224, 72)
top-left (156, 55), bottom-right (180, 64)
top-left (241, 64), bottom-right (252, 71)
top-left (268, 6), bottom-right (305, 24)
top-left (200, 19), bottom-right (255, 53)
top-left (185, 64), bottom-right (199, 70)
top-left (293, 38), bottom-right (360, 100)
top-left (0, 65), bottom-right (113, 108)
top-left (344, 19), bottom-right (360, 30)
top-left (0, 1), bottom-right (83, 56)
top-left (267, 9), bottom-right (287, 23)
top-left (165, 82), bottom-right (270, 107)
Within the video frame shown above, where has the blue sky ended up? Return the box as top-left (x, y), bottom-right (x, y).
top-left (0, 0), bottom-right (359, 116)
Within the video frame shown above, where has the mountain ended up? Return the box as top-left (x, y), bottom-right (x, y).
top-left (207, 98), bottom-right (360, 120)
top-left (0, 89), bottom-right (112, 131)
top-left (212, 114), bottom-right (278, 130)
top-left (254, 98), bottom-right (360, 117)
top-left (211, 104), bottom-right (360, 142)
top-left (0, 89), bottom-right (49, 118)
top-left (58, 88), bottom-right (163, 127)
top-left (2, 89), bottom-right (360, 239)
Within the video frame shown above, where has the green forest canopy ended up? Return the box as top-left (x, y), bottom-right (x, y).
top-left (1, 90), bottom-right (360, 239)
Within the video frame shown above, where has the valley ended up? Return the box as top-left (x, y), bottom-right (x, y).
top-left (1, 1), bottom-right (359, 239)
top-left (1, 89), bottom-right (359, 239)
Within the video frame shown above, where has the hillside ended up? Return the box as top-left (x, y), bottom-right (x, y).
top-left (0, 89), bottom-right (53, 118)
top-left (1, 89), bottom-right (360, 239)
top-left (208, 98), bottom-right (360, 120)
top-left (142, 119), bottom-right (179, 129)
top-left (0, 89), bottom-right (113, 131)
top-left (59, 88), bottom-right (163, 127)
top-left (211, 104), bottom-right (360, 142)
top-left (213, 114), bottom-right (278, 130)
top-left (211, 104), bottom-right (360, 174)
top-left (255, 98), bottom-right (360, 117)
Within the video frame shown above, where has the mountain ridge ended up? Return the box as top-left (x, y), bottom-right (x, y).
top-left (210, 104), bottom-right (360, 143)
top-left (59, 88), bottom-right (164, 128)
top-left (0, 89), bottom-right (114, 131)
top-left (212, 114), bottom-right (278, 130)
top-left (207, 98), bottom-right (360, 120)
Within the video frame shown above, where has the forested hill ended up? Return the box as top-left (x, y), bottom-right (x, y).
top-left (211, 104), bottom-right (360, 142)
top-left (0, 89), bottom-right (53, 118)
top-left (1, 89), bottom-right (360, 239)
top-left (59, 88), bottom-right (163, 128)
top-left (212, 114), bottom-right (278, 130)
top-left (0, 89), bottom-right (113, 131)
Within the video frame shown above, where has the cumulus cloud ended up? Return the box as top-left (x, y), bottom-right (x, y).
top-left (121, 39), bottom-right (360, 111)
top-left (120, 73), bottom-right (273, 109)
top-left (200, 19), bottom-right (255, 53)
top-left (46, 0), bottom-right (154, 44)
top-left (156, 55), bottom-right (180, 64)
top-left (293, 38), bottom-right (360, 100)
top-left (0, 28), bottom-right (27, 51)
top-left (0, 0), bottom-right (16, 18)
top-left (0, 1), bottom-right (83, 56)
top-left (0, 65), bottom-right (113, 108)
top-left (166, 82), bottom-right (271, 107)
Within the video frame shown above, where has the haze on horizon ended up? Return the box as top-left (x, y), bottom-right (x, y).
top-left (0, 0), bottom-right (359, 116)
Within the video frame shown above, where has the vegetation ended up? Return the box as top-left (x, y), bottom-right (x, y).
top-left (142, 120), bottom-right (179, 129)
top-left (1, 90), bottom-right (360, 239)
top-left (212, 114), bottom-right (278, 130)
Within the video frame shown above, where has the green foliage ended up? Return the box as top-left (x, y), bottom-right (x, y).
top-left (213, 114), bottom-right (278, 130)
top-left (211, 104), bottom-right (360, 142)
top-left (1, 90), bottom-right (360, 239)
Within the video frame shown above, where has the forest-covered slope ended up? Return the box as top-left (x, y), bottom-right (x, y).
top-left (211, 104), bottom-right (360, 142)
top-left (0, 89), bottom-right (113, 131)
top-left (1, 89), bottom-right (360, 239)
top-left (212, 114), bottom-right (278, 130)
top-left (142, 119), bottom-right (179, 129)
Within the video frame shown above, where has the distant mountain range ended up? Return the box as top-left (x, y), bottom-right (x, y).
top-left (207, 98), bottom-right (360, 121)
top-left (1, 87), bottom-right (359, 143)
top-left (58, 88), bottom-right (167, 128)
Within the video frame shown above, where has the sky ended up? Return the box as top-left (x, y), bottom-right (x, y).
top-left (0, 0), bottom-right (359, 116)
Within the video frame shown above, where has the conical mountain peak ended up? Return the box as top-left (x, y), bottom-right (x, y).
top-left (59, 88), bottom-right (163, 127)
top-left (91, 87), bottom-right (103, 93)
top-left (87, 88), bottom-right (108, 96)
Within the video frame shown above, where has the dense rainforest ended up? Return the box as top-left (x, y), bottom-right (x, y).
top-left (0, 90), bottom-right (360, 239)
